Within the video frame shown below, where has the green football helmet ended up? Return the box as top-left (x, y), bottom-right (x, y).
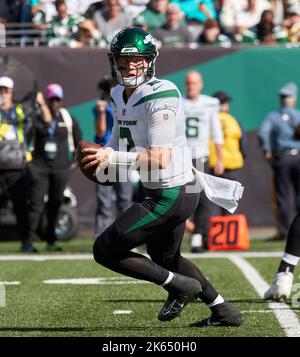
top-left (108, 26), bottom-right (158, 88)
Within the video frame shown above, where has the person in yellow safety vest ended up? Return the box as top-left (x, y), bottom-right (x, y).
top-left (209, 91), bottom-right (247, 215)
top-left (0, 76), bottom-right (51, 252)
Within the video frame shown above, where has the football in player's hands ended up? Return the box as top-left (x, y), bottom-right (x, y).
top-left (76, 141), bottom-right (112, 185)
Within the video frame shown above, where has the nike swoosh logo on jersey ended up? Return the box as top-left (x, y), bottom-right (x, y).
top-left (153, 84), bottom-right (163, 91)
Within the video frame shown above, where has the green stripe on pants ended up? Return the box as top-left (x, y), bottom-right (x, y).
top-left (124, 186), bottom-right (181, 234)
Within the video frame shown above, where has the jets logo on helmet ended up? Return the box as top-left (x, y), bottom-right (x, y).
top-left (108, 26), bottom-right (158, 88)
top-left (143, 34), bottom-right (156, 45)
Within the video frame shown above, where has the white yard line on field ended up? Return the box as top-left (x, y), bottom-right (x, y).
top-left (43, 277), bottom-right (150, 285)
top-left (229, 255), bottom-right (300, 337)
top-left (0, 282), bottom-right (20, 307)
top-left (0, 251), bottom-right (283, 261)
top-left (184, 252), bottom-right (283, 259)
top-left (0, 254), bottom-right (93, 261)
top-left (113, 310), bottom-right (132, 315)
top-left (241, 310), bottom-right (273, 313)
top-left (0, 281), bottom-right (20, 285)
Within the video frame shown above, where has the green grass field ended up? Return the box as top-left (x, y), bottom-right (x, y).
top-left (0, 236), bottom-right (299, 337)
top-left (0, 234), bottom-right (286, 253)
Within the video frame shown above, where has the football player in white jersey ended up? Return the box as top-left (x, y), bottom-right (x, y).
top-left (183, 71), bottom-right (224, 252)
top-left (81, 26), bottom-right (242, 326)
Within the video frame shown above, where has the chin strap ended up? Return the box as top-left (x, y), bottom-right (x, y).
top-left (122, 75), bottom-right (146, 88)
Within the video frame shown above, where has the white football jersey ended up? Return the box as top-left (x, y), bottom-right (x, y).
top-left (183, 95), bottom-right (223, 159)
top-left (107, 77), bottom-right (193, 189)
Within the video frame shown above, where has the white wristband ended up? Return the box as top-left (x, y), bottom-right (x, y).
top-left (108, 151), bottom-right (138, 167)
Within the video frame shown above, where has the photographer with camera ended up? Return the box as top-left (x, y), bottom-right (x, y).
top-left (259, 82), bottom-right (300, 241)
top-left (93, 76), bottom-right (133, 239)
top-left (28, 83), bottom-right (82, 251)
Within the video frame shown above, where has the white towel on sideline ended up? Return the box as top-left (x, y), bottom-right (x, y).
top-left (192, 167), bottom-right (244, 214)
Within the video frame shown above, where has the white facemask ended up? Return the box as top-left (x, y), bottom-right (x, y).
top-left (113, 54), bottom-right (150, 88)
top-left (115, 67), bottom-right (148, 88)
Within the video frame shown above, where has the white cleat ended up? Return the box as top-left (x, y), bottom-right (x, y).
top-left (264, 272), bottom-right (294, 301)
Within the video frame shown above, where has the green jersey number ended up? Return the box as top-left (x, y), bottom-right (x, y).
top-left (185, 117), bottom-right (200, 138)
top-left (120, 127), bottom-right (135, 151)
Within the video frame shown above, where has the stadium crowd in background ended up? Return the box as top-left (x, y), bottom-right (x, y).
top-left (1, 0), bottom-right (300, 47)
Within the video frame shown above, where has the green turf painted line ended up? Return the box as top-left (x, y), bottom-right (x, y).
top-left (229, 255), bottom-right (300, 337)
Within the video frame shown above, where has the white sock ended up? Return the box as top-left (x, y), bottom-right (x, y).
top-left (161, 271), bottom-right (174, 287)
top-left (207, 294), bottom-right (225, 308)
top-left (191, 234), bottom-right (203, 248)
top-left (283, 252), bottom-right (300, 267)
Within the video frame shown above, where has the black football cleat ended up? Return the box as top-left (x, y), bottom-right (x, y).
top-left (158, 273), bottom-right (202, 322)
top-left (189, 301), bottom-right (243, 327)
top-left (20, 242), bottom-right (38, 253)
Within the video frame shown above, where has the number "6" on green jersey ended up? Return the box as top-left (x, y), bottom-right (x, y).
top-left (185, 117), bottom-right (199, 138)
top-left (120, 127), bottom-right (135, 151)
